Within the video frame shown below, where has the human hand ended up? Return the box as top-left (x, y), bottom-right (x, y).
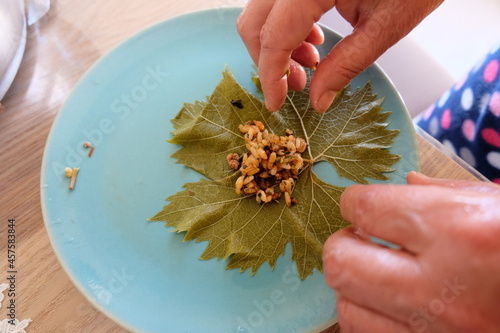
top-left (237, 0), bottom-right (443, 112)
top-left (322, 171), bottom-right (500, 332)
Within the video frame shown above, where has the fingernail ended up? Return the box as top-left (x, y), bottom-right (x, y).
top-left (316, 90), bottom-right (337, 113)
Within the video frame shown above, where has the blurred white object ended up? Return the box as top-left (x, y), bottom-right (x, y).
top-left (409, 0), bottom-right (500, 80)
top-left (0, 0), bottom-right (50, 101)
top-left (0, 0), bottom-right (26, 101)
top-left (27, 0), bottom-right (51, 25)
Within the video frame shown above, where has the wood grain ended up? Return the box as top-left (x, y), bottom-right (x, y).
top-left (0, 1), bottom-right (482, 333)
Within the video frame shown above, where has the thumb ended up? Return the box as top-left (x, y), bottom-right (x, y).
top-left (310, 19), bottom-right (402, 113)
top-left (407, 171), bottom-right (500, 195)
top-left (310, 0), bottom-right (444, 113)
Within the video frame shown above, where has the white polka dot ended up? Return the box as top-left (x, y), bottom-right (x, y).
top-left (429, 117), bottom-right (439, 136)
top-left (459, 147), bottom-right (476, 167)
top-left (478, 93), bottom-right (491, 114)
top-left (461, 88), bottom-right (474, 110)
top-left (437, 89), bottom-right (451, 108)
top-left (487, 152), bottom-right (500, 169)
top-left (442, 140), bottom-right (456, 155)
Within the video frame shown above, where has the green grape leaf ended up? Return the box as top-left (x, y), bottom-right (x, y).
top-left (150, 66), bottom-right (400, 279)
top-left (171, 100), bottom-right (207, 132)
top-left (150, 172), bottom-right (346, 279)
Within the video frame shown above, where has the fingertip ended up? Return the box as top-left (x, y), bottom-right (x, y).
top-left (305, 24), bottom-right (325, 45)
top-left (407, 171), bottom-right (450, 187)
top-left (291, 42), bottom-right (320, 69)
top-left (322, 230), bottom-right (346, 273)
top-left (314, 90), bottom-right (337, 113)
top-left (309, 33), bottom-right (376, 112)
top-left (259, 64), bottom-right (289, 111)
top-left (265, 99), bottom-right (282, 112)
top-left (323, 226), bottom-right (359, 254)
top-left (322, 226), bottom-right (364, 288)
top-left (406, 171), bottom-right (426, 184)
top-left (322, 233), bottom-right (336, 259)
top-left (340, 184), bottom-right (355, 200)
top-left (262, 75), bottom-right (287, 112)
top-left (339, 184), bottom-right (373, 223)
top-left (339, 185), bottom-right (360, 211)
top-left (287, 61), bottom-right (307, 92)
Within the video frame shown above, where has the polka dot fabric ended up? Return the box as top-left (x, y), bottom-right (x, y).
top-left (417, 44), bottom-right (500, 183)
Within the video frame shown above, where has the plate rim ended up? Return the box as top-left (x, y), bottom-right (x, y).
top-left (40, 6), bottom-right (417, 333)
top-left (40, 7), bottom-right (251, 333)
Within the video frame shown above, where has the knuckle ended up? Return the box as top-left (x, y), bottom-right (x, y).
top-left (236, 16), bottom-right (260, 45)
top-left (332, 60), bottom-right (364, 82)
top-left (453, 200), bottom-right (500, 251)
top-left (259, 22), bottom-right (292, 52)
top-left (235, 16), bottom-right (246, 36)
top-left (259, 23), bottom-right (275, 49)
top-left (316, 53), bottom-right (365, 92)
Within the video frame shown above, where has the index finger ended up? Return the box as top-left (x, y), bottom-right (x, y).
top-left (236, 0), bottom-right (276, 66)
top-left (341, 182), bottom-right (500, 252)
top-left (258, 0), bottom-right (333, 111)
top-left (339, 184), bottom-right (456, 252)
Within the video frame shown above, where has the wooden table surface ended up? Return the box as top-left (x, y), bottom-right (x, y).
top-left (0, 1), bottom-right (483, 333)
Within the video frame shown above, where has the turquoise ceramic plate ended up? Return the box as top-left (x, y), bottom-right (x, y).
top-left (41, 8), bottom-right (418, 333)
